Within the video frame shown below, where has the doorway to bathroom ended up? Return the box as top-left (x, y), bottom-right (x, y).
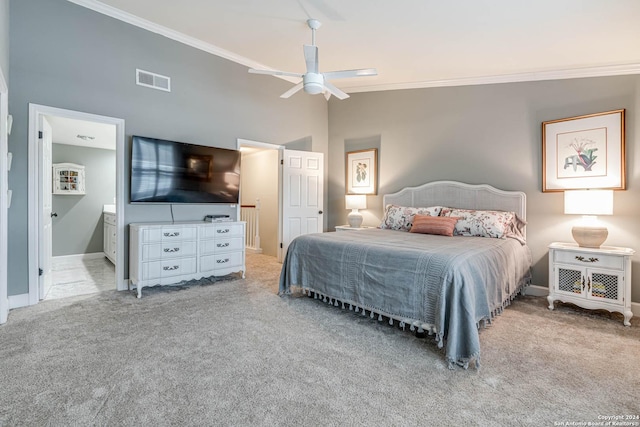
top-left (28, 104), bottom-right (126, 305)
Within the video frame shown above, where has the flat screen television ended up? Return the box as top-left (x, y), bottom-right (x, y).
top-left (130, 135), bottom-right (241, 204)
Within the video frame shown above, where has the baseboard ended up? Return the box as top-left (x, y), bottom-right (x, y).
top-left (53, 252), bottom-right (105, 262)
top-left (8, 293), bottom-right (29, 309)
top-left (523, 284), bottom-right (548, 297)
top-left (524, 284), bottom-right (640, 318)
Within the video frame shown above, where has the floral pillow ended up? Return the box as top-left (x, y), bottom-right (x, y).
top-left (439, 208), bottom-right (519, 240)
top-left (379, 205), bottom-right (443, 231)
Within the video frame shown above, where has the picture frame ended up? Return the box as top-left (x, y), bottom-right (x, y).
top-left (542, 109), bottom-right (625, 192)
top-left (346, 148), bottom-right (377, 195)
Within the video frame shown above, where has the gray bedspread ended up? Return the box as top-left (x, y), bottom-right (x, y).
top-left (279, 228), bottom-right (532, 367)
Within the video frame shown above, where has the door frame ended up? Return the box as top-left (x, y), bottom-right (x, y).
top-left (0, 67), bottom-right (8, 323)
top-left (28, 104), bottom-right (126, 305)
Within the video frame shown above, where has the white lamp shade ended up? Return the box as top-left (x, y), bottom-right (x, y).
top-left (564, 190), bottom-right (613, 216)
top-left (345, 194), bottom-right (367, 210)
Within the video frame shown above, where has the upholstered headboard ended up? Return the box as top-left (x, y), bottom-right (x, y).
top-left (383, 181), bottom-right (527, 237)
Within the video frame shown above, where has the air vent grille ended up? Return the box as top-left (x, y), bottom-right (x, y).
top-left (136, 69), bottom-right (171, 92)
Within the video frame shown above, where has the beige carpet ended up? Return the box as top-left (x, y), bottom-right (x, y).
top-left (1, 253), bottom-right (639, 426)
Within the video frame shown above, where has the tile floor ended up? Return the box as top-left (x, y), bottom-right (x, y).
top-left (46, 256), bottom-right (116, 300)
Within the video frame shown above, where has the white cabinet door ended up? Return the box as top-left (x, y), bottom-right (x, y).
top-left (586, 268), bottom-right (624, 305)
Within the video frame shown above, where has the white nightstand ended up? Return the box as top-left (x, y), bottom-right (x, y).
top-left (548, 242), bottom-right (635, 326)
top-left (335, 225), bottom-right (375, 232)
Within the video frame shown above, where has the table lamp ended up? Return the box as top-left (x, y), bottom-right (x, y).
top-left (345, 194), bottom-right (367, 228)
top-left (564, 189), bottom-right (613, 248)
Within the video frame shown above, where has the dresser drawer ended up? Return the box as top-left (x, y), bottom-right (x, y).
top-left (200, 223), bottom-right (244, 239)
top-left (141, 226), bottom-right (197, 243)
top-left (200, 237), bottom-right (244, 255)
top-left (141, 257), bottom-right (197, 280)
top-left (104, 213), bottom-right (116, 226)
top-left (554, 250), bottom-right (623, 270)
top-left (141, 240), bottom-right (197, 261)
top-left (200, 251), bottom-right (243, 273)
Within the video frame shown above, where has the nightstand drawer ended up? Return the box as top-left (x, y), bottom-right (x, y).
top-left (554, 251), bottom-right (623, 270)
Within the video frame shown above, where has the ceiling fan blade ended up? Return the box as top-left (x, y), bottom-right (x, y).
top-left (323, 91), bottom-right (331, 101)
top-left (323, 81), bottom-right (349, 100)
top-left (323, 68), bottom-right (378, 80)
top-left (280, 82), bottom-right (305, 99)
top-left (249, 68), bottom-right (304, 78)
top-left (304, 45), bottom-right (318, 74)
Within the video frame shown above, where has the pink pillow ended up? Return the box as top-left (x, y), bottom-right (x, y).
top-left (409, 215), bottom-right (459, 237)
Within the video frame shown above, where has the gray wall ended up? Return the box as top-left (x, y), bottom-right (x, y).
top-left (8, 0), bottom-right (328, 295)
top-left (0, 0), bottom-right (8, 83)
top-left (52, 144), bottom-right (116, 256)
top-left (328, 76), bottom-right (640, 302)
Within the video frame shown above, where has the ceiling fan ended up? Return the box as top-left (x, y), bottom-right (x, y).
top-left (248, 19), bottom-right (377, 100)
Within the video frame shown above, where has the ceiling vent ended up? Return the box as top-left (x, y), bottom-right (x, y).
top-left (136, 69), bottom-right (171, 92)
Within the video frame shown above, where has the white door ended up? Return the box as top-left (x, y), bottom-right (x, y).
top-left (39, 116), bottom-right (53, 300)
top-left (280, 149), bottom-right (324, 261)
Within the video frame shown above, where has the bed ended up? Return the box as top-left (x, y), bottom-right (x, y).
top-left (279, 181), bottom-right (532, 369)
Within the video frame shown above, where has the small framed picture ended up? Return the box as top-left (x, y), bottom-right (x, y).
top-left (542, 109), bottom-right (625, 192)
top-left (346, 148), bottom-right (377, 195)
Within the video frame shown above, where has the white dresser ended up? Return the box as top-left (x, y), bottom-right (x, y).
top-left (129, 221), bottom-right (246, 298)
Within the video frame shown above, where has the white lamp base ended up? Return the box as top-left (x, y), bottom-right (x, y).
top-left (347, 210), bottom-right (363, 228)
top-left (572, 226), bottom-right (608, 248)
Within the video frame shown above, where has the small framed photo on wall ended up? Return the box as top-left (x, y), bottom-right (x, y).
top-left (542, 109), bottom-right (625, 192)
top-left (346, 148), bottom-right (377, 195)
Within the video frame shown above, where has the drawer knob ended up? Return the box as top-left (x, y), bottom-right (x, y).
top-left (217, 242), bottom-right (230, 248)
top-left (163, 265), bottom-right (180, 271)
top-left (164, 247), bottom-right (180, 252)
top-left (164, 232), bottom-right (180, 237)
top-left (575, 256), bottom-right (599, 263)
top-left (216, 258), bottom-right (230, 264)
top-left (217, 229), bottom-right (230, 234)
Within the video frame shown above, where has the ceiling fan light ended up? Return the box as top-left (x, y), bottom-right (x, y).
top-left (304, 82), bottom-right (324, 94)
top-left (303, 72), bottom-right (324, 94)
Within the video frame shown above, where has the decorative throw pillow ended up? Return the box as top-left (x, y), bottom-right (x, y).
top-left (379, 205), bottom-right (443, 231)
top-left (439, 208), bottom-right (516, 239)
top-left (409, 215), bottom-right (459, 236)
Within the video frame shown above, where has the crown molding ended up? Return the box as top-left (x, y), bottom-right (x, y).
top-left (343, 63), bottom-right (640, 94)
top-left (67, 1), bottom-right (640, 94)
top-left (65, 0), bottom-right (299, 83)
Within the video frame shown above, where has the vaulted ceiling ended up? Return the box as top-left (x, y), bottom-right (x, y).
top-left (72, 0), bottom-right (640, 94)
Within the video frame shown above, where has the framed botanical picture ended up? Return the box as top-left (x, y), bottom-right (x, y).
top-left (542, 109), bottom-right (625, 192)
top-left (346, 148), bottom-right (377, 195)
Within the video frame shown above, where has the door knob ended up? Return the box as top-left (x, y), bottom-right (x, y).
top-left (51, 212), bottom-right (58, 218)
top-left (318, 210), bottom-right (323, 214)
